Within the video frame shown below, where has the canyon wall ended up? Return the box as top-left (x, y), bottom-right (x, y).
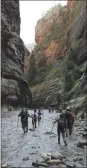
top-left (1, 0), bottom-right (32, 107)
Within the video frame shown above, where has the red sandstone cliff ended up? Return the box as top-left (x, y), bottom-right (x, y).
top-left (35, 0), bottom-right (77, 60)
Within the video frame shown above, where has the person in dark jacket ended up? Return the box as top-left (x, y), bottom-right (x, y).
top-left (32, 109), bottom-right (37, 129)
top-left (65, 107), bottom-right (73, 136)
top-left (54, 113), bottom-right (67, 146)
top-left (61, 108), bottom-right (68, 137)
top-left (18, 108), bottom-right (30, 133)
top-left (81, 112), bottom-right (85, 120)
top-left (38, 109), bottom-right (42, 122)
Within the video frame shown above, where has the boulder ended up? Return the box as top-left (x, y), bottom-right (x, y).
top-left (36, 157), bottom-right (45, 163)
top-left (51, 152), bottom-right (63, 159)
top-left (73, 157), bottom-right (83, 162)
top-left (32, 162), bottom-right (49, 167)
top-left (66, 163), bottom-right (75, 168)
top-left (40, 153), bottom-right (52, 162)
top-left (47, 159), bottom-right (61, 165)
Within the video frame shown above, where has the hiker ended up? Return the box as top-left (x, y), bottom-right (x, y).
top-left (53, 113), bottom-right (67, 146)
top-left (48, 106), bottom-right (51, 113)
top-left (71, 109), bottom-right (76, 126)
top-left (32, 109), bottom-right (37, 129)
top-left (65, 107), bottom-right (74, 136)
top-left (18, 108), bottom-right (30, 133)
top-left (8, 106), bottom-right (11, 111)
top-left (38, 109), bottom-right (42, 122)
top-left (61, 108), bottom-right (68, 136)
top-left (81, 112), bottom-right (85, 120)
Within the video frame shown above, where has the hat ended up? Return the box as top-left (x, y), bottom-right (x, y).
top-left (67, 107), bottom-right (70, 110)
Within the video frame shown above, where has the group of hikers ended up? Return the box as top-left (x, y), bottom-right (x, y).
top-left (53, 106), bottom-right (75, 146)
top-left (18, 106), bottom-right (76, 146)
top-left (18, 108), bottom-right (42, 133)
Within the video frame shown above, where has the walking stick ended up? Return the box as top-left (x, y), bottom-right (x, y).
top-left (50, 123), bottom-right (54, 133)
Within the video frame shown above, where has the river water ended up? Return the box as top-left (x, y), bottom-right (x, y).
top-left (1, 109), bottom-right (86, 167)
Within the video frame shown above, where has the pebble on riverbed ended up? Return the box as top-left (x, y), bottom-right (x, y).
top-left (22, 156), bottom-right (29, 161)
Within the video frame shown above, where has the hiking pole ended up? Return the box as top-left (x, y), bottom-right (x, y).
top-left (50, 123), bottom-right (54, 133)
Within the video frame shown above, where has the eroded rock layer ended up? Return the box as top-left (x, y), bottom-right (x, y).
top-left (1, 0), bottom-right (31, 106)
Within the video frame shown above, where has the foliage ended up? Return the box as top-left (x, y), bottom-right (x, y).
top-left (64, 71), bottom-right (74, 92)
top-left (37, 55), bottom-right (47, 68)
top-left (56, 93), bottom-right (61, 106)
top-left (72, 40), bottom-right (81, 50)
top-left (31, 66), bottom-right (50, 85)
top-left (63, 59), bottom-right (82, 92)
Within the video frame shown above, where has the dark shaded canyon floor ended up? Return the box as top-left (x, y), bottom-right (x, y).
top-left (1, 109), bottom-right (86, 167)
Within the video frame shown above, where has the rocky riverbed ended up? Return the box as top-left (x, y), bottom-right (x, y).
top-left (1, 108), bottom-right (87, 168)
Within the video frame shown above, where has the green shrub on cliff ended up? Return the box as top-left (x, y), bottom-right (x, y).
top-left (32, 66), bottom-right (50, 85)
top-left (63, 59), bottom-right (82, 92)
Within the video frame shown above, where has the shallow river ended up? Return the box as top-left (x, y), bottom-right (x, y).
top-left (1, 109), bottom-right (86, 167)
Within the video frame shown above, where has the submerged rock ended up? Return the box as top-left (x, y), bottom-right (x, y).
top-left (47, 159), bottom-right (61, 165)
top-left (32, 162), bottom-right (49, 167)
top-left (59, 164), bottom-right (67, 168)
top-left (77, 141), bottom-right (87, 147)
top-left (22, 156), bottom-right (29, 161)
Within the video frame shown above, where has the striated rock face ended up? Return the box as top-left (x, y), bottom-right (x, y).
top-left (35, 6), bottom-right (61, 60)
top-left (31, 1), bottom-right (87, 108)
top-left (1, 0), bottom-right (31, 106)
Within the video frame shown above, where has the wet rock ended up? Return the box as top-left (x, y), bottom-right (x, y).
top-left (73, 157), bottom-right (83, 162)
top-left (82, 133), bottom-right (87, 138)
top-left (22, 156), bottom-right (29, 161)
top-left (44, 132), bottom-right (56, 135)
top-left (49, 135), bottom-right (56, 138)
top-left (59, 164), bottom-right (67, 168)
top-left (32, 162), bottom-right (49, 167)
top-left (74, 162), bottom-right (85, 168)
top-left (77, 141), bottom-right (87, 147)
top-left (36, 157), bottom-right (45, 163)
top-left (47, 159), bottom-right (61, 165)
top-left (31, 146), bottom-right (36, 149)
top-left (84, 128), bottom-right (87, 131)
top-left (40, 154), bottom-right (51, 162)
top-left (66, 162), bottom-right (75, 168)
top-left (2, 163), bottom-right (8, 167)
top-left (51, 152), bottom-right (63, 159)
top-left (29, 128), bottom-right (35, 131)
top-left (30, 152), bottom-right (37, 155)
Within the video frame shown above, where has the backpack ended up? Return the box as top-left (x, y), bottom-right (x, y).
top-left (58, 119), bottom-right (64, 130)
top-left (34, 113), bottom-right (37, 121)
top-left (21, 109), bottom-right (28, 122)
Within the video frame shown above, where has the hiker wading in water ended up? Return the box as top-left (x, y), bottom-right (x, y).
top-left (18, 108), bottom-right (30, 133)
top-left (38, 109), bottom-right (42, 123)
top-left (65, 107), bottom-right (74, 136)
top-left (32, 109), bottom-right (37, 129)
top-left (53, 113), bottom-right (67, 146)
